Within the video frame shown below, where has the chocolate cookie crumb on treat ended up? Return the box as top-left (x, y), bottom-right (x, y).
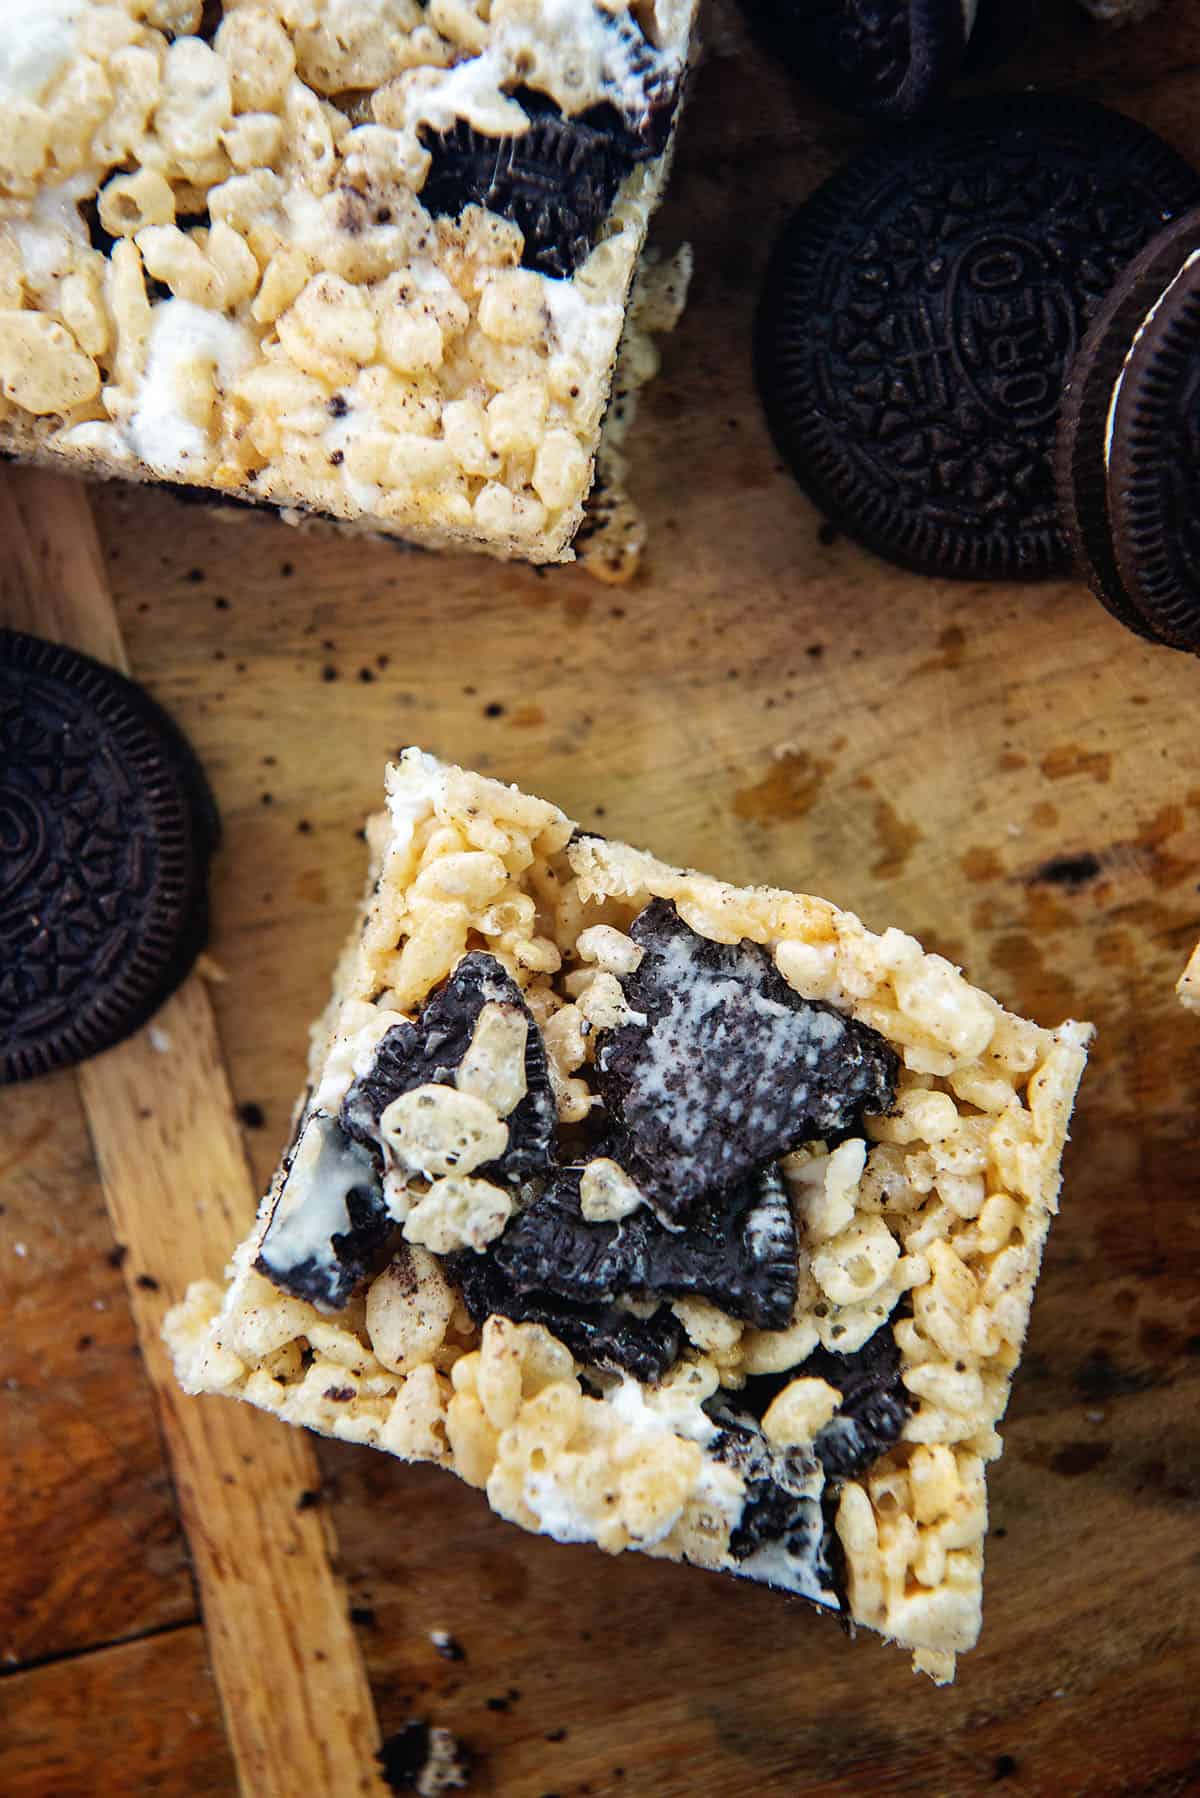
top-left (0, 631), bottom-right (218, 1084)
top-left (1057, 208), bottom-right (1200, 650)
top-left (594, 900), bottom-right (898, 1222)
top-left (493, 1160), bottom-right (799, 1330)
top-left (756, 97), bottom-right (1200, 581)
top-left (166, 751), bottom-right (1092, 1684)
top-left (342, 951), bottom-right (558, 1186)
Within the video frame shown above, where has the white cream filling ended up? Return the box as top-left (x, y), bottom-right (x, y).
top-left (257, 1111), bottom-right (380, 1292)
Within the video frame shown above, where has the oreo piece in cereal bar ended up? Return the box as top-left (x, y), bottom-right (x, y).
top-left (166, 750), bottom-right (1091, 1684)
top-left (0, 1), bottom-right (696, 563)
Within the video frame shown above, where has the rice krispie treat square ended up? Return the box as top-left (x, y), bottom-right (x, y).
top-left (167, 751), bottom-right (1091, 1683)
top-left (0, 1), bottom-right (696, 562)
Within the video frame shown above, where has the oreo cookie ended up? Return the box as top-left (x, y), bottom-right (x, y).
top-left (594, 901), bottom-right (897, 1224)
top-left (0, 631), bottom-right (219, 1084)
top-left (419, 80), bottom-right (678, 281)
top-left (756, 97), bottom-right (1200, 580)
top-left (1057, 208), bottom-right (1200, 651)
top-left (494, 1160), bottom-right (798, 1330)
top-left (341, 951), bottom-right (557, 1185)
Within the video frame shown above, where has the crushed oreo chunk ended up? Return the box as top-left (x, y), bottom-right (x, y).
top-left (450, 1251), bottom-right (683, 1383)
top-left (803, 1325), bottom-right (912, 1480)
top-left (419, 84), bottom-right (677, 280)
top-left (594, 901), bottom-right (898, 1223)
top-left (707, 1404), bottom-right (838, 1605)
top-left (256, 1111), bottom-right (393, 1311)
top-left (494, 1161), bottom-right (797, 1329)
top-left (741, 1316), bottom-right (911, 1480)
top-left (341, 952), bottom-right (556, 1185)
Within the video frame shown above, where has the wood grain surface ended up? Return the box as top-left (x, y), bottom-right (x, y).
top-left (3, 2), bottom-right (1200, 1793)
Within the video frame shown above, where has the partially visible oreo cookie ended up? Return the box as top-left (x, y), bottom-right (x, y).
top-left (341, 951), bottom-right (557, 1185)
top-left (1096, 213), bottom-right (1200, 650)
top-left (1055, 214), bottom-right (1200, 647)
top-left (419, 80), bottom-right (678, 281)
top-left (493, 1160), bottom-right (798, 1330)
top-left (756, 97), bottom-right (1200, 580)
top-left (594, 901), bottom-right (897, 1224)
top-left (450, 1249), bottom-right (684, 1383)
top-left (743, 0), bottom-right (971, 122)
top-left (0, 631), bottom-right (219, 1084)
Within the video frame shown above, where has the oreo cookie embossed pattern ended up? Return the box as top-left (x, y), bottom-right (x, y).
top-left (756, 98), bottom-right (1200, 579)
top-left (0, 632), bottom-right (218, 1083)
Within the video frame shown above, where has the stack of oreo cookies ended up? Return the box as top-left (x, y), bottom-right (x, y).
top-left (752, 6), bottom-right (1200, 651)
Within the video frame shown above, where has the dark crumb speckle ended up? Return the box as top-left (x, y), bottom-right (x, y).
top-left (992, 1754), bottom-right (1018, 1780)
top-left (1029, 852), bottom-right (1102, 890)
top-left (484, 702), bottom-right (505, 718)
top-left (329, 449), bottom-right (345, 467)
top-left (324, 1385), bottom-right (356, 1402)
top-left (377, 653), bottom-right (391, 669)
top-left (806, 643), bottom-right (825, 658)
top-left (107, 1244), bottom-right (128, 1269)
top-left (355, 826), bottom-right (367, 842)
top-left (214, 596), bottom-right (230, 610)
top-left (322, 666), bottom-right (339, 683)
top-left (432, 1632), bottom-right (465, 1662)
top-left (817, 522), bottom-right (839, 547)
top-left (238, 1102), bottom-right (266, 1130)
top-left (297, 819), bottom-right (313, 835)
top-left (296, 1488), bottom-right (321, 1510)
top-left (359, 667), bottom-right (376, 683)
top-left (544, 1728), bottom-right (567, 1743)
top-left (377, 1720), bottom-right (471, 1795)
top-left (135, 1273), bottom-right (160, 1292)
top-left (350, 1605), bottom-right (377, 1628)
top-left (260, 792), bottom-right (273, 806)
top-left (281, 561), bottom-right (294, 576)
top-left (186, 567), bottom-right (205, 583)
top-left (993, 1526), bottom-right (1007, 1538)
top-left (76, 1335), bottom-right (94, 1352)
top-left (377, 1722), bottom-right (430, 1793)
top-left (1049, 1440), bottom-right (1111, 1478)
top-left (485, 1697), bottom-right (509, 1713)
top-left (463, 685), bottom-right (477, 696)
top-left (327, 394), bottom-right (349, 418)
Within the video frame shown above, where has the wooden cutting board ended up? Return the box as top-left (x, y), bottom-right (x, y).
top-left (3, 3), bottom-right (1200, 1794)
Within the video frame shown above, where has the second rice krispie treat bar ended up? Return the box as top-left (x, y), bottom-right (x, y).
top-left (167, 751), bottom-right (1091, 1682)
top-left (0, 0), bottom-right (696, 561)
